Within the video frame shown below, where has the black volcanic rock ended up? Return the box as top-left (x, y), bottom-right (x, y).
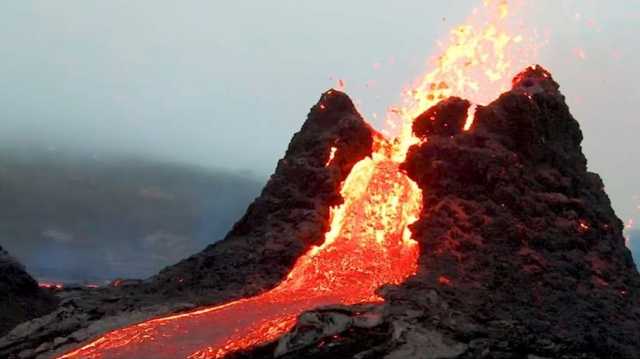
top-left (0, 245), bottom-right (58, 336)
top-left (412, 96), bottom-right (470, 138)
top-left (256, 66), bottom-right (640, 359)
top-left (397, 65), bottom-right (640, 358)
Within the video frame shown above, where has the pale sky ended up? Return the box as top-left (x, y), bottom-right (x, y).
top-left (0, 0), bottom-right (638, 225)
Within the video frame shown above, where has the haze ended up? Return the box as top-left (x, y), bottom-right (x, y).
top-left (1, 1), bottom-right (638, 229)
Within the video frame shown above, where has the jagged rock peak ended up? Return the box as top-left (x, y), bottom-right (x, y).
top-left (511, 64), bottom-right (560, 96)
top-left (412, 96), bottom-right (470, 138)
top-left (148, 89), bottom-right (375, 298)
top-left (408, 64), bottom-right (585, 169)
top-left (311, 89), bottom-right (359, 117)
top-left (474, 64), bottom-right (585, 169)
top-left (286, 88), bottom-right (374, 172)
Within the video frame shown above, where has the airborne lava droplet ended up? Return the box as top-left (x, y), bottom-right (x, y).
top-left (578, 219), bottom-right (590, 233)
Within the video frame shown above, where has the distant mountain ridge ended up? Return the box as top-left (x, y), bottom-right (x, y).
top-left (0, 149), bottom-right (262, 281)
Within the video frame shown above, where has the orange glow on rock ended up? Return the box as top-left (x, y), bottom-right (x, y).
top-left (438, 276), bottom-right (453, 286)
top-left (59, 1), bottom-right (539, 358)
top-left (579, 220), bottom-right (590, 232)
top-left (38, 282), bottom-right (64, 290)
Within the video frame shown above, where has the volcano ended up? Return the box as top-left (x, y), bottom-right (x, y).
top-left (1, 2), bottom-right (639, 357)
top-left (2, 65), bottom-right (637, 359)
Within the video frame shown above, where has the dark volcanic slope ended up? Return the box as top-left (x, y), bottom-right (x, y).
top-left (0, 246), bottom-right (58, 337)
top-left (146, 90), bottom-right (375, 302)
top-left (263, 66), bottom-right (640, 359)
top-left (399, 65), bottom-right (640, 358)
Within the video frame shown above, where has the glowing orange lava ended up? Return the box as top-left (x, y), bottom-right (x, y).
top-left (59, 138), bottom-right (421, 359)
top-left (38, 282), bottom-right (64, 290)
top-left (389, 0), bottom-right (538, 151)
top-left (60, 1), bottom-right (537, 358)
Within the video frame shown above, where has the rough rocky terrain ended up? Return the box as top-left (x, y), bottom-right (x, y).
top-left (239, 66), bottom-right (640, 359)
top-left (0, 246), bottom-right (58, 337)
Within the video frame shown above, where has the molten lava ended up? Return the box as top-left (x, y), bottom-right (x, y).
top-left (60, 1), bottom-right (538, 358)
top-left (60, 138), bottom-right (421, 359)
top-left (390, 0), bottom-right (538, 151)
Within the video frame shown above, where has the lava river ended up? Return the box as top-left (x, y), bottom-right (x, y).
top-left (59, 143), bottom-right (423, 359)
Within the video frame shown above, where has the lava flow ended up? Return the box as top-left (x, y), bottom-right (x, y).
top-left (60, 1), bottom-right (536, 358)
top-left (60, 138), bottom-right (421, 359)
